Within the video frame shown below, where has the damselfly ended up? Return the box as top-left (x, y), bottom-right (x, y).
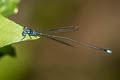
top-left (22, 26), bottom-right (112, 54)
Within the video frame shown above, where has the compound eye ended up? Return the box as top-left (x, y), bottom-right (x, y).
top-left (24, 26), bottom-right (28, 30)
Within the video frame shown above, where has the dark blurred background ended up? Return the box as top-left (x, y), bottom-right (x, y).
top-left (8, 0), bottom-right (120, 80)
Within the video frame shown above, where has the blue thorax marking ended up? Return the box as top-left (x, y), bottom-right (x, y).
top-left (30, 31), bottom-right (37, 36)
top-left (27, 29), bottom-right (31, 34)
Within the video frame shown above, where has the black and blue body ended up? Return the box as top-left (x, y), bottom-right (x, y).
top-left (22, 26), bottom-right (112, 54)
top-left (22, 26), bottom-right (38, 39)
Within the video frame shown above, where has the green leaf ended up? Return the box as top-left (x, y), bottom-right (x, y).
top-left (0, 15), bottom-right (39, 48)
top-left (0, 15), bottom-right (39, 58)
top-left (0, 45), bottom-right (16, 58)
top-left (0, 0), bottom-right (19, 16)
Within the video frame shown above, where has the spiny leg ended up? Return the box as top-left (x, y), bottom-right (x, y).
top-left (28, 34), bottom-right (32, 39)
top-left (22, 36), bottom-right (26, 40)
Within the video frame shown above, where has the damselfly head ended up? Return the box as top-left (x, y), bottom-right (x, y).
top-left (22, 26), bottom-right (28, 37)
top-left (22, 31), bottom-right (26, 36)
